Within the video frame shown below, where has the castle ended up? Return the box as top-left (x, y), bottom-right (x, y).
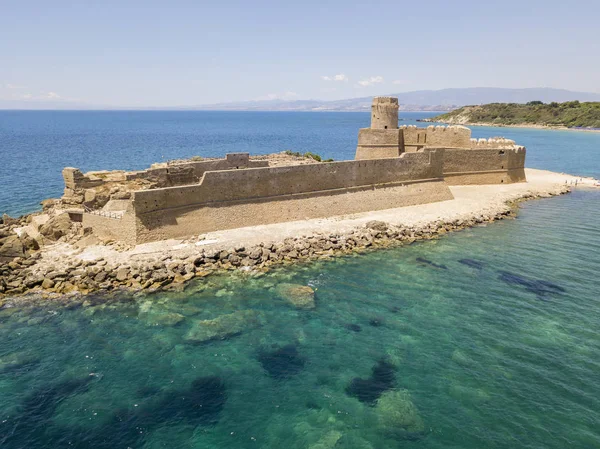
top-left (356, 97), bottom-right (526, 184)
top-left (61, 97), bottom-right (526, 244)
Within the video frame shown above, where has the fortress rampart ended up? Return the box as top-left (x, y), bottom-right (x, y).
top-left (61, 96), bottom-right (526, 244)
top-left (81, 149), bottom-right (452, 244)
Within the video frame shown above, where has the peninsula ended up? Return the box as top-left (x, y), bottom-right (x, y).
top-left (427, 101), bottom-right (600, 130)
top-left (0, 97), bottom-right (597, 303)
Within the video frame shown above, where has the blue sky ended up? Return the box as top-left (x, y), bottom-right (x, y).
top-left (1, 0), bottom-right (598, 107)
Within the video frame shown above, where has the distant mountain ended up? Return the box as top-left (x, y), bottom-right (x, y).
top-left (192, 88), bottom-right (600, 112)
top-left (0, 99), bottom-right (104, 110)
top-left (2, 87), bottom-right (599, 111)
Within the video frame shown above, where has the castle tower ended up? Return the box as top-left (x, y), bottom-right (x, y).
top-left (370, 97), bottom-right (399, 130)
top-left (355, 97), bottom-right (403, 160)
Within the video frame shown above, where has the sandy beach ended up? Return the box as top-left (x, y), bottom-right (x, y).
top-left (424, 120), bottom-right (600, 133)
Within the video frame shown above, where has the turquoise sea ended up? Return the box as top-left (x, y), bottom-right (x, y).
top-left (1, 111), bottom-right (600, 448)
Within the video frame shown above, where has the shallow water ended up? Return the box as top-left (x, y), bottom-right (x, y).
top-left (2, 189), bottom-right (599, 448)
top-left (1, 110), bottom-right (599, 216)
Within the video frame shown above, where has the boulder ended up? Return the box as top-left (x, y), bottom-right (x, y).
top-left (2, 214), bottom-right (19, 226)
top-left (366, 220), bottom-right (388, 232)
top-left (184, 310), bottom-right (263, 343)
top-left (375, 390), bottom-right (425, 435)
top-left (39, 213), bottom-right (72, 241)
top-left (41, 278), bottom-right (55, 289)
top-left (40, 198), bottom-right (58, 211)
top-left (0, 235), bottom-right (25, 262)
top-left (115, 267), bottom-right (130, 282)
top-left (21, 234), bottom-right (40, 252)
top-left (309, 431), bottom-right (343, 449)
top-left (74, 234), bottom-right (101, 249)
top-left (275, 283), bottom-right (316, 309)
top-left (139, 310), bottom-right (185, 327)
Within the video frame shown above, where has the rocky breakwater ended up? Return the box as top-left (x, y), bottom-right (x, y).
top-left (0, 186), bottom-right (571, 305)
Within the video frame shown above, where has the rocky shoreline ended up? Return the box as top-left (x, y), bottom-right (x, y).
top-left (0, 185), bottom-right (571, 309)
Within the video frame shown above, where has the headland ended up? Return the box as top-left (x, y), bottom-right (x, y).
top-left (425, 101), bottom-right (600, 132)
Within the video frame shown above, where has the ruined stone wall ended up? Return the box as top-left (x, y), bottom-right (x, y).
top-left (130, 153), bottom-right (269, 186)
top-left (129, 150), bottom-right (451, 243)
top-left (61, 153), bottom-right (269, 208)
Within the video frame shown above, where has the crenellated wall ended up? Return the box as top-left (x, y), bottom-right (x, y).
top-left (401, 125), bottom-right (472, 152)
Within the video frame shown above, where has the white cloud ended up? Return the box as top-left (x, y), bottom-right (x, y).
top-left (18, 92), bottom-right (64, 101)
top-left (321, 74), bottom-right (348, 82)
top-left (6, 83), bottom-right (27, 89)
top-left (357, 76), bottom-right (384, 87)
top-left (392, 79), bottom-right (408, 85)
top-left (44, 92), bottom-right (61, 99)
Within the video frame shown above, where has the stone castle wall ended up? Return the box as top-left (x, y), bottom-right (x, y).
top-left (128, 150), bottom-right (451, 243)
top-left (441, 147), bottom-right (526, 185)
top-left (401, 125), bottom-right (473, 152)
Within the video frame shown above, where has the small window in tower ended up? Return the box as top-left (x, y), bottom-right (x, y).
top-left (384, 126), bottom-right (388, 129)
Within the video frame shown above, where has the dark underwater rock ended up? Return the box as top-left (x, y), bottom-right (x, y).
top-left (345, 323), bottom-right (362, 332)
top-left (0, 351), bottom-right (40, 375)
top-left (1, 374), bottom-right (227, 449)
top-left (369, 317), bottom-right (384, 327)
top-left (0, 376), bottom-right (93, 447)
top-left (151, 375), bottom-right (226, 425)
top-left (498, 271), bottom-right (566, 298)
top-left (458, 258), bottom-right (485, 270)
top-left (258, 344), bottom-right (306, 379)
top-left (416, 257), bottom-right (448, 270)
top-left (346, 359), bottom-right (396, 405)
top-left (535, 280), bottom-right (566, 293)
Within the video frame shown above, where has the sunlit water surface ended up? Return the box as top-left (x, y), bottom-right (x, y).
top-left (1, 189), bottom-right (600, 448)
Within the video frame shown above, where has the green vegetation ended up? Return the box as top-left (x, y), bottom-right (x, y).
top-left (432, 101), bottom-right (600, 129)
top-left (284, 150), bottom-right (334, 162)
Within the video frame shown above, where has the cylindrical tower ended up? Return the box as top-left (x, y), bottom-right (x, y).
top-left (370, 97), bottom-right (399, 129)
